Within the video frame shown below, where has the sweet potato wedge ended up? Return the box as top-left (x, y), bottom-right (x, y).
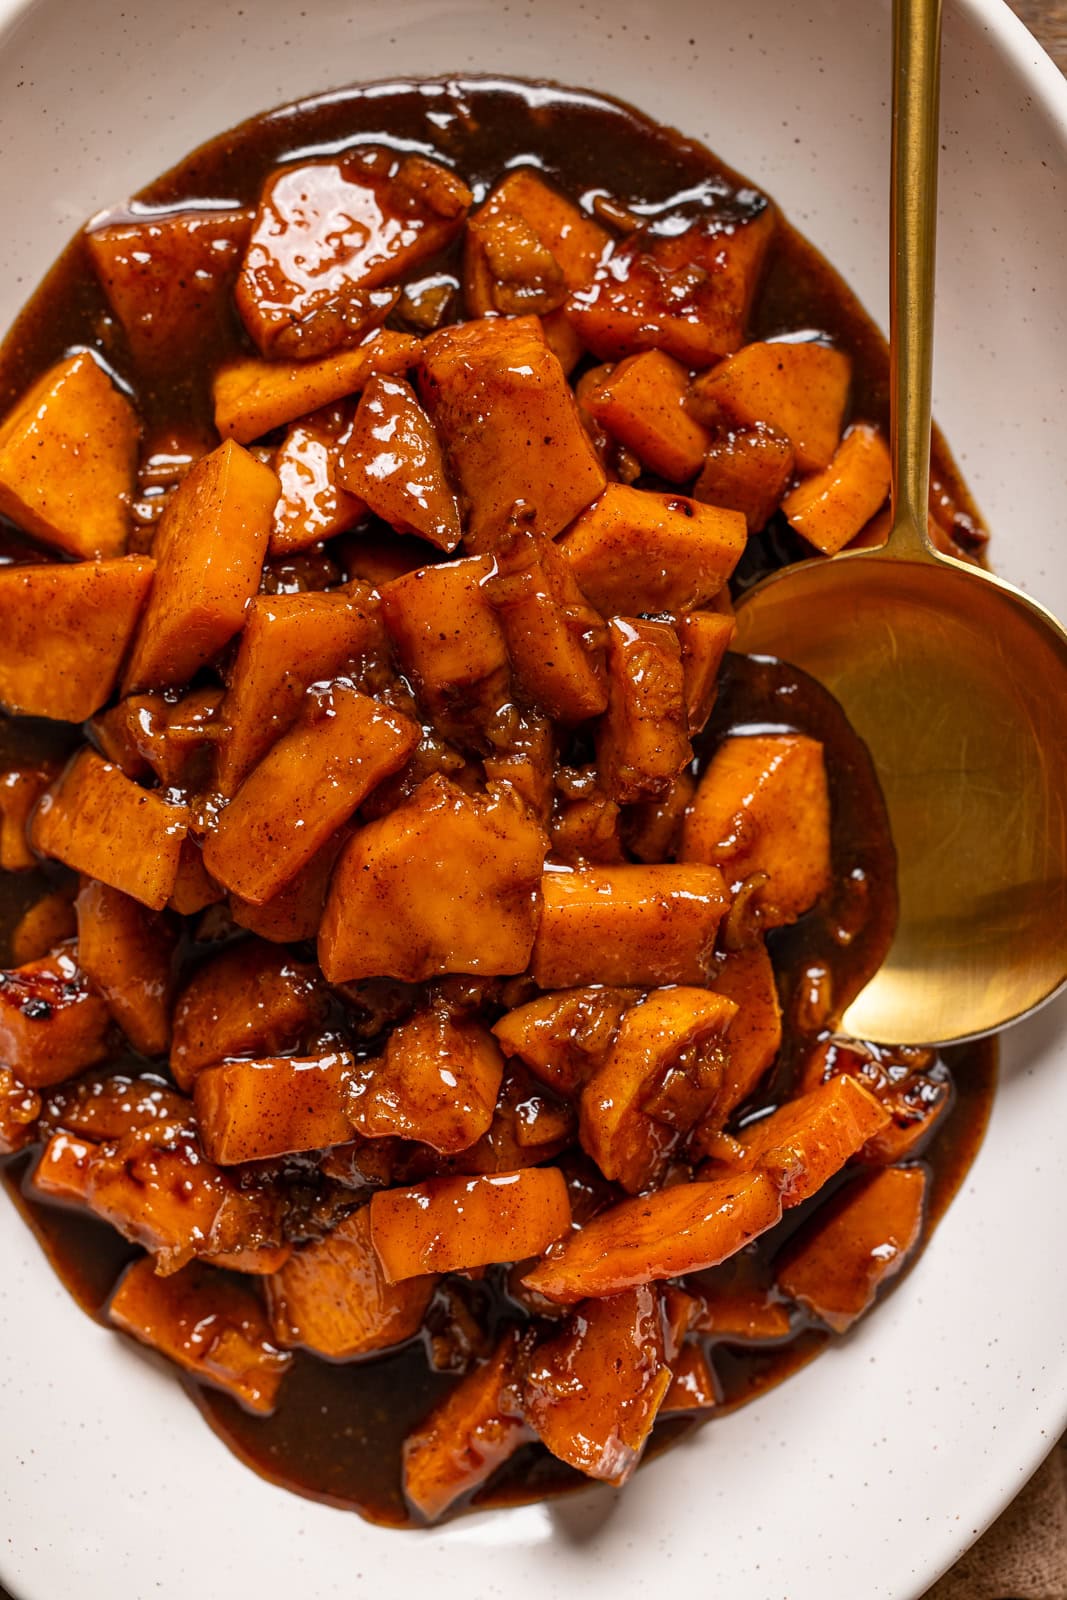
top-left (370, 1167), bottom-right (572, 1281)
top-left (484, 533), bottom-right (608, 723)
top-left (213, 329), bottom-right (418, 443)
top-left (704, 939), bottom-right (782, 1121)
top-left (74, 880), bottom-right (176, 1057)
top-left (481, 712), bottom-right (556, 824)
top-left (0, 765), bottom-right (56, 871)
top-left (674, 611), bottom-right (737, 734)
top-left (736, 1075), bottom-right (891, 1207)
top-left (797, 1037), bottom-right (952, 1166)
top-left (0, 1066), bottom-right (40, 1155)
top-left (194, 1051), bottom-right (354, 1164)
top-left (270, 405), bottom-right (367, 555)
top-left (347, 1006), bottom-right (504, 1154)
top-left (169, 941), bottom-right (325, 1091)
top-left (586, 351), bottom-right (712, 482)
top-left (338, 374), bottom-right (461, 550)
top-left (687, 340), bottom-right (850, 474)
top-left (781, 422), bottom-right (892, 556)
top-left (596, 617), bottom-right (691, 803)
top-left (167, 840), bottom-right (224, 916)
top-left (492, 986), bottom-right (637, 1094)
top-left (694, 423), bottom-right (795, 533)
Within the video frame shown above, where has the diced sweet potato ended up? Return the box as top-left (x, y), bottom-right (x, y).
top-left (270, 406), bottom-right (367, 555)
top-left (704, 939), bottom-right (782, 1122)
top-left (736, 1075), bottom-right (891, 1207)
top-left (0, 1066), bottom-right (40, 1154)
top-left (40, 1068), bottom-right (191, 1143)
top-left (418, 315), bottom-right (606, 551)
top-left (122, 686), bottom-right (224, 790)
top-left (31, 750), bottom-right (188, 910)
top-left (557, 484), bottom-right (746, 614)
top-left (347, 1006), bottom-right (504, 1154)
top-left (320, 775), bottom-right (546, 984)
top-left (338, 374), bottom-right (461, 551)
top-left (492, 986), bottom-right (637, 1095)
top-left (691, 1263), bottom-right (793, 1342)
top-left (777, 1166), bottom-right (927, 1332)
top-left (122, 440), bottom-right (277, 692)
top-left (0, 351), bottom-right (138, 560)
top-left (687, 341), bottom-right (850, 474)
top-left (531, 863), bottom-right (728, 988)
top-left (168, 840), bottom-right (224, 916)
top-left (403, 1328), bottom-right (528, 1521)
top-left (194, 1052), bottom-right (353, 1163)
top-left (581, 987), bottom-right (738, 1193)
top-left (570, 204), bottom-right (775, 369)
top-left (674, 610), bottom-right (736, 734)
top-left (550, 789), bottom-right (625, 865)
top-left (660, 1343), bottom-right (720, 1413)
top-left (522, 1170), bottom-right (781, 1303)
top-left (597, 617), bottom-right (691, 803)
top-left (0, 765), bottom-right (56, 870)
top-left (213, 329), bottom-right (418, 444)
top-left (680, 733), bottom-right (831, 926)
top-left (694, 423), bottom-right (795, 533)
top-left (0, 949), bottom-right (110, 1088)
top-left (169, 941), bottom-right (325, 1091)
top-left (798, 1036), bottom-right (952, 1166)
top-left (485, 533), bottom-right (608, 723)
top-left (266, 1204), bottom-right (435, 1358)
top-left (623, 769), bottom-right (697, 862)
top-left (10, 890), bottom-right (77, 966)
top-left (229, 828), bottom-right (348, 945)
top-left (481, 712), bottom-right (556, 824)
top-left (74, 880), bottom-right (175, 1056)
top-left (0, 558), bottom-right (154, 722)
top-left (465, 166), bottom-right (608, 311)
top-left (587, 351), bottom-right (712, 482)
top-left (781, 422), bottom-right (892, 556)
top-left (523, 1285), bottom-right (671, 1483)
top-left (370, 1168), bottom-right (572, 1281)
top-left (30, 1130), bottom-right (94, 1204)
top-left (204, 683), bottom-right (418, 905)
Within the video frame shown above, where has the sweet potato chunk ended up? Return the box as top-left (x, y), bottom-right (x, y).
top-left (270, 406), bottom-right (367, 555)
top-left (675, 610), bottom-right (736, 734)
top-left (30, 1130), bottom-right (94, 1204)
top-left (485, 533), bottom-right (608, 722)
top-left (0, 765), bottom-right (55, 870)
top-left (691, 1262), bottom-right (793, 1343)
top-left (347, 1006), bottom-right (504, 1154)
top-left (522, 1170), bottom-right (781, 1303)
top-left (338, 374), bottom-right (461, 551)
top-left (0, 1066), bottom-right (40, 1154)
top-left (551, 788), bottom-right (625, 865)
top-left (581, 987), bottom-right (737, 1193)
top-left (493, 986), bottom-right (637, 1095)
top-left (370, 1168), bottom-right (571, 1281)
top-left (797, 1036), bottom-right (952, 1166)
top-left (418, 315), bottom-right (606, 550)
top-left (464, 167), bottom-right (609, 323)
top-left (777, 1166), bottom-right (927, 1332)
top-left (481, 712), bottom-right (555, 824)
top-left (687, 341), bottom-right (850, 474)
top-left (781, 422), bottom-right (892, 555)
top-left (705, 939), bottom-right (782, 1120)
top-left (194, 1052), bottom-right (353, 1163)
top-left (597, 617), bottom-right (691, 803)
top-left (204, 684), bottom-right (418, 905)
top-left (169, 941), bottom-right (325, 1091)
top-left (213, 329), bottom-right (418, 443)
top-left (320, 776), bottom-right (546, 984)
top-left (75, 880), bottom-right (176, 1057)
top-left (266, 1205), bottom-right (434, 1359)
top-left (32, 751), bottom-right (188, 910)
top-left (10, 891), bottom-right (76, 966)
top-left (694, 423), bottom-right (795, 533)
top-left (523, 1285), bottom-right (671, 1483)
top-left (736, 1075), bottom-right (890, 1207)
top-left (531, 863), bottom-right (728, 988)
top-left (0, 558), bottom-right (154, 722)
top-left (229, 828), bottom-right (348, 945)
top-left (557, 484), bottom-right (746, 615)
top-left (660, 1343), bottom-right (720, 1413)
top-left (109, 1256), bottom-right (291, 1413)
top-left (379, 556), bottom-right (510, 736)
top-left (680, 733), bottom-right (831, 926)
top-left (587, 351), bottom-right (712, 482)
top-left (623, 769), bottom-right (697, 863)
top-left (39, 1068), bottom-right (191, 1144)
top-left (0, 351), bottom-right (138, 559)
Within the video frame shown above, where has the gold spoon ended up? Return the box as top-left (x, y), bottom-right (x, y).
top-left (731, 0), bottom-right (1067, 1046)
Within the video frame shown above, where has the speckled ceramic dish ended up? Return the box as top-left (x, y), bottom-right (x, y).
top-left (1, 0), bottom-right (1066, 1596)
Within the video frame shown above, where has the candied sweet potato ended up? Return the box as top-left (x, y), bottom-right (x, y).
top-left (0, 351), bottom-right (138, 560)
top-left (0, 1066), bottom-right (41, 1154)
top-left (675, 610), bottom-right (736, 735)
top-left (736, 1075), bottom-right (890, 1207)
top-left (0, 765), bottom-right (56, 871)
top-left (492, 986), bottom-right (637, 1095)
top-left (229, 828), bottom-right (349, 945)
top-left (169, 941), bottom-right (325, 1091)
top-left (338, 374), bottom-right (461, 550)
top-left (481, 712), bottom-right (556, 823)
top-left (10, 891), bottom-right (77, 966)
top-left (694, 423), bottom-right (795, 533)
top-left (370, 1168), bottom-right (572, 1281)
top-left (379, 556), bottom-right (510, 736)
top-left (270, 406), bottom-right (367, 556)
top-left (623, 769), bottom-right (697, 863)
top-left (586, 351), bottom-right (712, 482)
top-left (195, 1052), bottom-right (353, 1164)
top-left (660, 1343), bottom-right (720, 1413)
top-left (168, 840), bottom-right (224, 917)
top-left (597, 617), bottom-right (691, 803)
top-left (781, 422), bottom-right (892, 556)
top-left (798, 1036), bottom-right (952, 1166)
top-left (213, 329), bottom-right (418, 444)
top-left (40, 1068), bottom-right (191, 1144)
top-left (550, 788), bottom-right (625, 865)
top-left (484, 533), bottom-right (608, 723)
top-left (75, 881), bottom-right (176, 1058)
top-left (687, 340), bottom-right (850, 474)
top-left (30, 1130), bottom-right (94, 1204)
top-left (704, 939), bottom-right (782, 1121)
top-left (348, 1006), bottom-right (504, 1154)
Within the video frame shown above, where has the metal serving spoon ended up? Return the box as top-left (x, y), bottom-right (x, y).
top-left (732, 0), bottom-right (1067, 1046)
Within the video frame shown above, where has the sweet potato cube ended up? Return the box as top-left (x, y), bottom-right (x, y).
top-left (194, 1052), bottom-right (353, 1164)
top-left (492, 986), bottom-right (636, 1095)
top-left (778, 1166), bottom-right (926, 1332)
top-left (229, 828), bottom-right (348, 944)
top-left (680, 733), bottom-right (831, 926)
top-left (557, 484), bottom-right (746, 614)
top-left (0, 765), bottom-right (55, 871)
top-left (74, 880), bottom-right (175, 1058)
top-left (570, 204), bottom-right (775, 369)
top-left (484, 532), bottom-right (608, 722)
top-left (691, 1267), bottom-right (793, 1343)
top-left (379, 556), bottom-right (510, 734)
top-left (464, 167), bottom-right (608, 315)
top-left (531, 863), bottom-right (728, 988)
top-left (694, 423), bottom-right (795, 533)
top-left (581, 987), bottom-right (737, 1193)
top-left (31, 751), bottom-right (188, 910)
top-left (204, 683), bottom-right (418, 905)
top-left (338, 374), bottom-right (461, 550)
top-left (213, 329), bottom-right (418, 444)
top-left (0, 949), bottom-right (110, 1087)
top-left (0, 351), bottom-right (138, 559)
top-left (0, 1066), bottom-right (41, 1154)
top-left (797, 1037), bottom-right (952, 1166)
top-left (597, 617), bottom-right (691, 803)
top-left (347, 1006), bottom-right (504, 1154)
top-left (550, 789), bottom-right (625, 865)
top-left (660, 1343), bottom-right (720, 1413)
top-left (169, 941), bottom-right (325, 1091)
top-left (270, 406), bottom-right (367, 555)
top-left (705, 939), bottom-right (782, 1121)
top-left (587, 351), bottom-right (712, 482)
top-left (40, 1068), bottom-right (191, 1144)
top-left (10, 891), bottom-right (77, 966)
top-left (481, 712), bottom-right (556, 824)
top-left (675, 611), bottom-right (737, 735)
top-left (370, 1168), bottom-right (572, 1281)
top-left (418, 315), bottom-right (606, 550)
top-left (688, 341), bottom-right (850, 474)
top-left (523, 1285), bottom-right (670, 1483)
top-left (319, 775), bottom-right (546, 984)
top-left (523, 1170), bottom-right (781, 1303)
top-left (737, 1075), bottom-right (891, 1207)
top-left (781, 422), bottom-right (892, 556)
top-left (168, 840), bottom-right (223, 916)
top-left (623, 769), bottom-right (697, 863)
top-left (30, 1130), bottom-right (94, 1203)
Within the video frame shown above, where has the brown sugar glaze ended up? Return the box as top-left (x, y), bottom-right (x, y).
top-left (0, 76), bottom-right (995, 1526)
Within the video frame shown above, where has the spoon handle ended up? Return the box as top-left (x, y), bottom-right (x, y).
top-left (887, 0), bottom-right (942, 557)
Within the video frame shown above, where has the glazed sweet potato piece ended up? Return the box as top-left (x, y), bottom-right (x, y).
top-left (531, 863), bottom-right (729, 988)
top-left (522, 1169), bottom-right (781, 1303)
top-left (0, 351), bottom-right (138, 560)
top-left (581, 987), bottom-right (738, 1193)
top-left (736, 1075), bottom-right (891, 1207)
top-left (418, 315), bottom-right (606, 550)
top-left (270, 406), bottom-right (367, 555)
top-left (74, 881), bottom-right (175, 1058)
top-left (167, 840), bottom-right (224, 917)
top-left (777, 1166), bottom-right (927, 1332)
top-left (687, 340), bottom-right (850, 474)
top-left (195, 1052), bottom-right (354, 1164)
top-left (660, 1343), bottom-right (720, 1413)
top-left (319, 776), bottom-right (546, 984)
top-left (586, 351), bottom-right (712, 482)
top-left (266, 1205), bottom-right (435, 1359)
top-left (39, 1068), bottom-right (191, 1144)
top-left (704, 939), bottom-right (782, 1122)
top-left (781, 422), bottom-right (892, 555)
top-left (10, 891), bottom-right (77, 966)
top-left (596, 617), bottom-right (691, 803)
top-left (557, 484), bottom-right (746, 615)
top-left (338, 374), bottom-right (461, 550)
top-left (204, 683), bottom-right (418, 905)
top-left (484, 533), bottom-right (608, 723)
top-left (213, 329), bottom-right (418, 443)
top-left (31, 750), bottom-right (189, 911)
top-left (694, 423), bottom-right (795, 533)
top-left (550, 788), bottom-right (625, 865)
top-left (169, 941), bottom-right (326, 1091)
top-left (370, 1168), bottom-right (572, 1281)
top-left (0, 558), bottom-right (154, 722)
top-left (798, 1036), bottom-right (952, 1166)
top-left (523, 1285), bottom-right (671, 1482)
top-left (674, 611), bottom-right (737, 734)
top-left (481, 712), bottom-right (556, 824)
top-left (229, 828), bottom-right (349, 945)
top-left (30, 1130), bottom-right (94, 1204)
top-left (623, 769), bottom-right (697, 862)
top-left (109, 1256), bottom-right (291, 1413)
top-left (0, 1066), bottom-right (41, 1155)
top-left (347, 1006), bottom-right (504, 1154)
top-left (492, 986), bottom-right (637, 1095)
top-left (0, 765), bottom-right (55, 870)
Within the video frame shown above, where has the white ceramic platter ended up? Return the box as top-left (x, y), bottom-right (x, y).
top-left (1, 0), bottom-right (1066, 1595)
